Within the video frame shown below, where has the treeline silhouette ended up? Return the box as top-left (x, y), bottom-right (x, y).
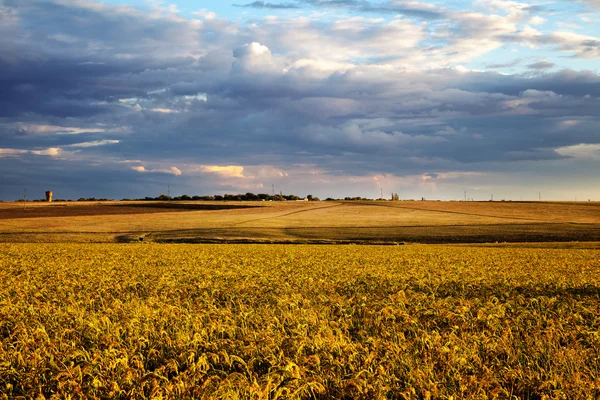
top-left (126, 193), bottom-right (322, 202)
top-left (15, 193), bottom-right (388, 202)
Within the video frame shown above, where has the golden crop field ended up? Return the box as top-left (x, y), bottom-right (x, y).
top-left (1, 200), bottom-right (599, 244)
top-left (2, 243), bottom-right (600, 399)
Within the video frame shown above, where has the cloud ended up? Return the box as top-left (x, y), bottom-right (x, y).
top-left (232, 42), bottom-right (282, 74)
top-left (529, 16), bottom-right (546, 25)
top-left (0, 0), bottom-right (599, 200)
top-left (199, 165), bottom-right (246, 178)
top-left (545, 31), bottom-right (600, 59)
top-left (16, 124), bottom-right (107, 135)
top-left (167, 166), bottom-right (182, 176)
top-left (555, 143), bottom-right (600, 159)
top-left (237, 0), bottom-right (446, 19)
top-left (0, 148), bottom-right (29, 157)
top-left (235, 1), bottom-right (300, 9)
top-left (582, 0), bottom-right (600, 10)
top-left (150, 108), bottom-right (180, 113)
top-left (527, 61), bottom-right (555, 70)
top-left (0, 139), bottom-right (120, 161)
top-left (0, 147), bottom-right (62, 158)
top-left (66, 140), bottom-right (120, 148)
top-left (36, 148), bottom-right (62, 157)
top-left (131, 165), bottom-right (182, 176)
top-left (486, 59), bottom-right (522, 69)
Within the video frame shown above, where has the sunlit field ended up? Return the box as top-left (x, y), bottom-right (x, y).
top-left (4, 0), bottom-right (600, 398)
top-left (2, 243), bottom-right (599, 399)
top-left (1, 200), bottom-right (599, 244)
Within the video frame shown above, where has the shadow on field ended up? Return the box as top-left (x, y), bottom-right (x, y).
top-left (339, 278), bottom-right (600, 300)
top-left (429, 282), bottom-right (600, 299)
top-left (0, 203), bottom-right (260, 220)
top-left (130, 203), bottom-right (260, 211)
top-left (146, 223), bottom-right (600, 244)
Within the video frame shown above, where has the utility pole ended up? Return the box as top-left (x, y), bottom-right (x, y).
top-left (539, 192), bottom-right (541, 202)
top-left (272, 184), bottom-right (275, 197)
top-left (381, 188), bottom-right (383, 200)
top-left (464, 190), bottom-right (467, 202)
top-left (24, 188), bottom-right (27, 202)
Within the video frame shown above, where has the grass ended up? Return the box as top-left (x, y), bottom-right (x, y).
top-left (1, 243), bottom-right (600, 398)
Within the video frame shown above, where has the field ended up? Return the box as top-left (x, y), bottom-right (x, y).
top-left (1, 201), bottom-right (599, 398)
top-left (1, 243), bottom-right (600, 399)
top-left (1, 200), bottom-right (599, 244)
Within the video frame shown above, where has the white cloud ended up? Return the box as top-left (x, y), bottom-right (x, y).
top-left (559, 120), bottom-right (583, 129)
top-left (258, 17), bottom-right (426, 67)
top-left (555, 143), bottom-right (600, 159)
top-left (35, 147), bottom-right (60, 157)
top-left (529, 16), bottom-right (546, 25)
top-left (0, 140), bottom-right (119, 160)
top-left (199, 165), bottom-right (246, 178)
top-left (0, 148), bottom-right (28, 157)
top-left (168, 166), bottom-right (182, 176)
top-left (150, 108), bottom-right (181, 113)
top-left (193, 9), bottom-right (217, 20)
top-left (131, 165), bottom-right (182, 175)
top-left (17, 124), bottom-right (106, 135)
top-left (119, 98), bottom-right (139, 105)
top-left (232, 42), bottom-right (284, 75)
top-left (66, 140), bottom-right (120, 148)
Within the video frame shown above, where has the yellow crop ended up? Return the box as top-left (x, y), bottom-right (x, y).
top-left (1, 243), bottom-right (599, 399)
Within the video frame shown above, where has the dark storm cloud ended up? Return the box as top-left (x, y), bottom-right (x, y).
top-left (0, 155), bottom-right (183, 200)
top-left (0, 0), bottom-right (199, 119)
top-left (450, 69), bottom-right (600, 98)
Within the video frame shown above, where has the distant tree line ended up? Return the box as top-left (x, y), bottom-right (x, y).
top-left (16, 198), bottom-right (73, 202)
top-left (126, 193), bottom-right (322, 202)
top-left (13, 193), bottom-right (429, 202)
top-left (331, 197), bottom-right (373, 201)
top-left (14, 193), bottom-right (323, 202)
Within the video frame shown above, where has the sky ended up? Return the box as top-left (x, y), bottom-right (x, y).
top-left (0, 0), bottom-right (599, 201)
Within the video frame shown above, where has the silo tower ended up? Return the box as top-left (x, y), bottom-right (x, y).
top-left (45, 191), bottom-right (53, 202)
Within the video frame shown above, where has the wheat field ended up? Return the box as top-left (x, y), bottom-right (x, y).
top-left (1, 243), bottom-right (599, 399)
